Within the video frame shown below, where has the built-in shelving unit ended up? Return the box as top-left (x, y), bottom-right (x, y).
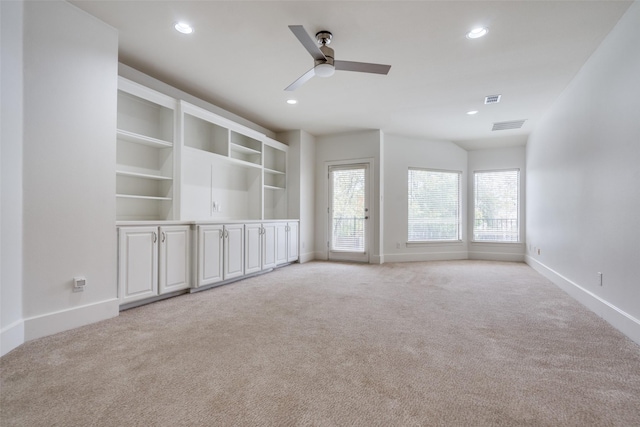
top-left (116, 78), bottom-right (177, 221)
top-left (115, 83), bottom-right (290, 223)
top-left (263, 138), bottom-right (288, 220)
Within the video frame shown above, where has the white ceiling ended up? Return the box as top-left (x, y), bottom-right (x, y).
top-left (71, 0), bottom-right (631, 150)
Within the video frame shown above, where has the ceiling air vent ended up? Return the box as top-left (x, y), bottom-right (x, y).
top-left (484, 94), bottom-right (501, 104)
top-left (492, 119), bottom-right (527, 131)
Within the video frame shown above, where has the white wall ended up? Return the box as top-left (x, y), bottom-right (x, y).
top-left (20, 1), bottom-right (120, 341)
top-left (1, 0), bottom-right (25, 356)
top-left (526, 1), bottom-right (640, 344)
top-left (315, 130), bottom-right (383, 262)
top-left (383, 134), bottom-right (468, 262)
top-left (277, 130), bottom-right (316, 263)
top-left (468, 146), bottom-right (526, 261)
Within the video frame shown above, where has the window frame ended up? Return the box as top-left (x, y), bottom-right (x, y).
top-left (407, 167), bottom-right (463, 243)
top-left (472, 168), bottom-right (520, 244)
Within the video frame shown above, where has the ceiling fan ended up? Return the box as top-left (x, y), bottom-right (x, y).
top-left (285, 25), bottom-right (392, 91)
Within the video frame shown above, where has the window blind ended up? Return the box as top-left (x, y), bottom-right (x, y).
top-left (473, 170), bottom-right (519, 242)
top-left (408, 168), bottom-right (461, 241)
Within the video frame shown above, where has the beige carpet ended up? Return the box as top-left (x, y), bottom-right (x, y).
top-left (2, 260), bottom-right (639, 426)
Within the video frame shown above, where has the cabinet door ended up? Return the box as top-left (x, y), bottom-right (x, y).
top-left (159, 225), bottom-right (190, 294)
top-left (275, 222), bottom-right (288, 266)
top-left (118, 226), bottom-right (158, 304)
top-left (198, 225), bottom-right (223, 287)
top-left (224, 224), bottom-right (244, 280)
top-left (287, 222), bottom-right (299, 262)
top-left (262, 223), bottom-right (277, 270)
top-left (245, 223), bottom-right (262, 275)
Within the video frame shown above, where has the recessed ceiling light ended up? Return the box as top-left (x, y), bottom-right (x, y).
top-left (467, 110), bottom-right (479, 115)
top-left (174, 22), bottom-right (194, 34)
top-left (286, 99), bottom-right (298, 105)
top-left (466, 27), bottom-right (488, 39)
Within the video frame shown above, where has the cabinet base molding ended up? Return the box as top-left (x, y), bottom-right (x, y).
top-left (119, 289), bottom-right (188, 311)
top-left (23, 298), bottom-right (120, 343)
top-left (190, 268), bottom-right (274, 294)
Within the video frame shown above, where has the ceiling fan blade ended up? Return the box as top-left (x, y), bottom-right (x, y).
top-left (334, 60), bottom-right (391, 75)
top-left (289, 25), bottom-right (326, 61)
top-left (285, 67), bottom-right (315, 91)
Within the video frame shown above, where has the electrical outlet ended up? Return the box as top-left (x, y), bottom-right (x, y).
top-left (73, 277), bottom-right (86, 293)
top-left (537, 248), bottom-right (541, 255)
top-left (396, 242), bottom-right (401, 249)
top-left (598, 272), bottom-right (603, 286)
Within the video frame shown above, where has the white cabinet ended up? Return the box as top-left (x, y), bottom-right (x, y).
top-left (116, 78), bottom-right (178, 221)
top-left (245, 223), bottom-right (277, 274)
top-left (197, 224), bottom-right (224, 287)
top-left (274, 221), bottom-right (299, 266)
top-left (118, 225), bottom-right (190, 305)
top-left (245, 223), bottom-right (263, 275)
top-left (262, 223), bottom-right (277, 270)
top-left (196, 223), bottom-right (244, 287)
top-left (224, 224), bottom-right (245, 280)
top-left (158, 226), bottom-right (190, 294)
top-left (287, 221), bottom-right (299, 262)
top-left (118, 226), bottom-right (158, 304)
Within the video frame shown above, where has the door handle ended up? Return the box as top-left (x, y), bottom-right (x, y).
top-left (161, 232), bottom-right (166, 243)
top-left (153, 232), bottom-right (157, 243)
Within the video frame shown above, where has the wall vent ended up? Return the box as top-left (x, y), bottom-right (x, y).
top-left (492, 119), bottom-right (527, 131)
top-left (484, 94), bottom-right (501, 104)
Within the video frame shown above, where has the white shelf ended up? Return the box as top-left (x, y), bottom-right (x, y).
top-left (230, 142), bottom-right (261, 155)
top-left (116, 194), bottom-right (173, 201)
top-left (264, 184), bottom-right (286, 191)
top-left (264, 167), bottom-right (285, 175)
top-left (117, 129), bottom-right (172, 148)
top-left (227, 155), bottom-right (263, 170)
top-left (116, 170), bottom-right (172, 181)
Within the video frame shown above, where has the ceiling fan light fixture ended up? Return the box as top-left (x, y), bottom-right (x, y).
top-left (314, 63), bottom-right (335, 78)
top-left (466, 27), bottom-right (488, 39)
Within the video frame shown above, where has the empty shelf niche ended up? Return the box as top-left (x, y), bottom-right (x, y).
top-left (184, 113), bottom-right (229, 157)
top-left (117, 90), bottom-right (174, 144)
top-left (230, 131), bottom-right (262, 166)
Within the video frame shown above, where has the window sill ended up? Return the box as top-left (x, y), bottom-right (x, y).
top-left (470, 241), bottom-right (524, 246)
top-left (406, 240), bottom-right (464, 247)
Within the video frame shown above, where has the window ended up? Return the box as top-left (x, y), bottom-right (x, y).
top-left (473, 169), bottom-right (519, 242)
top-left (408, 168), bottom-right (461, 242)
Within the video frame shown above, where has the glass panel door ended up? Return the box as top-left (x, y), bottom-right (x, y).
top-left (328, 163), bottom-right (369, 262)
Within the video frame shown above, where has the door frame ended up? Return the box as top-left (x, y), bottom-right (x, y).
top-left (324, 158), bottom-right (374, 263)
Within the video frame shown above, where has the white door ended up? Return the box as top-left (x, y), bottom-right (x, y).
top-left (159, 225), bottom-right (190, 294)
top-left (224, 224), bottom-right (244, 279)
top-left (262, 223), bottom-right (277, 270)
top-left (287, 222), bottom-right (299, 262)
top-left (198, 224), bottom-right (223, 287)
top-left (275, 222), bottom-right (288, 265)
top-left (245, 223), bottom-right (262, 275)
top-left (328, 164), bottom-right (370, 262)
top-left (118, 226), bottom-right (158, 304)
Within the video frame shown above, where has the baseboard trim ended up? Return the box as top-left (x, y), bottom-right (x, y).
top-left (299, 251), bottom-right (315, 263)
top-left (383, 252), bottom-right (468, 263)
top-left (526, 256), bottom-right (640, 346)
top-left (469, 251), bottom-right (525, 262)
top-left (24, 298), bottom-right (120, 342)
top-left (1, 320), bottom-right (25, 357)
